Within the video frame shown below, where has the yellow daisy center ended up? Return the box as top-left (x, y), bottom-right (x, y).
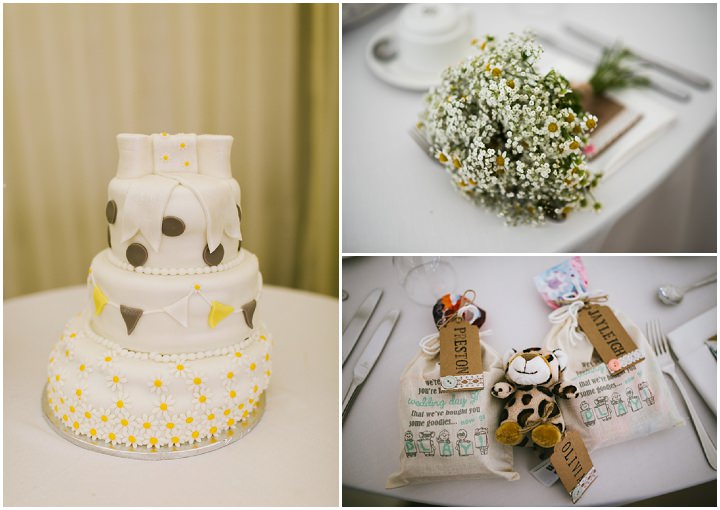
top-left (108, 432), bottom-right (116, 441)
top-left (73, 421), bottom-right (80, 430)
top-left (191, 431), bottom-right (200, 439)
top-left (160, 403), bottom-right (168, 411)
top-left (548, 123), bottom-right (558, 133)
top-left (79, 364), bottom-right (86, 371)
top-left (154, 379), bottom-right (162, 388)
top-left (185, 416), bottom-right (194, 424)
top-left (121, 418), bottom-right (129, 426)
top-left (193, 377), bottom-right (202, 385)
top-left (229, 390), bottom-right (237, 398)
top-left (116, 400), bottom-right (124, 408)
top-left (149, 437), bottom-right (158, 446)
top-left (209, 426), bottom-right (217, 434)
top-left (249, 363), bottom-right (256, 371)
top-left (84, 411), bottom-right (92, 419)
top-left (166, 422), bottom-right (174, 429)
top-left (143, 422), bottom-right (151, 429)
top-left (113, 376), bottom-right (120, 383)
top-left (569, 141), bottom-right (580, 150)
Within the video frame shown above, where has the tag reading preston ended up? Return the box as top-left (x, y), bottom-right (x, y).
top-left (577, 304), bottom-right (644, 376)
top-left (550, 430), bottom-right (597, 504)
top-left (438, 316), bottom-right (484, 392)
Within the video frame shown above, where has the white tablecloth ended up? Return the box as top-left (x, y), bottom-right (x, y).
top-left (342, 3), bottom-right (717, 252)
top-left (5, 285), bottom-right (338, 506)
top-left (342, 256), bottom-right (717, 506)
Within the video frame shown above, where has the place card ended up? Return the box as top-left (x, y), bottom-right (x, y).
top-left (550, 430), bottom-right (597, 503)
top-left (438, 316), bottom-right (484, 392)
top-left (577, 304), bottom-right (645, 376)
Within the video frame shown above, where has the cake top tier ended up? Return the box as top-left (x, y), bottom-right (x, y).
top-left (106, 133), bottom-right (243, 271)
top-left (117, 133), bottom-right (233, 178)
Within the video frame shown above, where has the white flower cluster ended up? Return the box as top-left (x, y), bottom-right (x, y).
top-left (420, 33), bottom-right (600, 224)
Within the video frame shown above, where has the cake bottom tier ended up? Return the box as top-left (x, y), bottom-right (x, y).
top-left (46, 315), bottom-right (272, 449)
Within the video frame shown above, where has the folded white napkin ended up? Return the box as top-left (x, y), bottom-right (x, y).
top-left (667, 307), bottom-right (717, 414)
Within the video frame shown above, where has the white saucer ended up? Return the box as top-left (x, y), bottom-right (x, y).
top-left (365, 25), bottom-right (473, 92)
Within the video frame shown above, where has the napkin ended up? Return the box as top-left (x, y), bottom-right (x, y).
top-left (667, 307), bottom-right (717, 415)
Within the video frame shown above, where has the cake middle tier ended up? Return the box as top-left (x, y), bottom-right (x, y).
top-left (89, 248), bottom-right (261, 354)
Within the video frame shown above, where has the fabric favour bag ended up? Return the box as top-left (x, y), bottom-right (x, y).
top-left (535, 257), bottom-right (684, 452)
top-left (386, 329), bottom-right (519, 488)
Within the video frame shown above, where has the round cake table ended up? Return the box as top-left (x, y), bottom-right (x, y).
top-left (5, 285), bottom-right (338, 506)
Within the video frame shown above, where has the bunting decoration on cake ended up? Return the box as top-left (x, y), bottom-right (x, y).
top-left (88, 272), bottom-right (258, 334)
top-left (242, 300), bottom-right (257, 329)
top-left (93, 286), bottom-right (108, 316)
top-left (163, 294), bottom-right (191, 327)
top-left (120, 305), bottom-right (144, 335)
top-left (208, 301), bottom-right (235, 329)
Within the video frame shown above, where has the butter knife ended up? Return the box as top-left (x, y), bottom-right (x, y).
top-left (564, 24), bottom-right (711, 90)
top-left (534, 31), bottom-right (690, 102)
top-left (342, 309), bottom-right (400, 421)
top-left (342, 288), bottom-right (383, 365)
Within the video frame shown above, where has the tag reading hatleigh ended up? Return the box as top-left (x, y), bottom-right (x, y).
top-left (439, 316), bottom-right (484, 392)
top-left (550, 430), bottom-right (597, 504)
top-left (577, 304), bottom-right (644, 376)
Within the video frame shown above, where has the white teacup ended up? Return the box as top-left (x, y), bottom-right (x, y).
top-left (394, 4), bottom-right (474, 74)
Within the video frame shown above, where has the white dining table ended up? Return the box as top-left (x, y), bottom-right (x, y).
top-left (342, 3), bottom-right (717, 253)
top-left (5, 285), bottom-right (339, 506)
top-left (342, 256), bottom-right (717, 506)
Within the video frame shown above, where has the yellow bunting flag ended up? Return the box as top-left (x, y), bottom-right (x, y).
top-left (208, 301), bottom-right (234, 329)
top-left (93, 285), bottom-right (108, 316)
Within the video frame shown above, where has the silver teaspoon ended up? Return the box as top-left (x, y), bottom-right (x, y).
top-left (657, 273), bottom-right (717, 305)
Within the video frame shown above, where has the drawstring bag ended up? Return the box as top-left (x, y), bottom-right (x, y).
top-left (535, 257), bottom-right (684, 452)
top-left (387, 294), bottom-right (519, 488)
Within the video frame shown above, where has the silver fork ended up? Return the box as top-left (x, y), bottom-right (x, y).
top-left (647, 320), bottom-right (717, 470)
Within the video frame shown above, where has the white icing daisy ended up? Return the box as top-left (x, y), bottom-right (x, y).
top-left (148, 375), bottom-right (167, 394)
top-left (76, 360), bottom-right (93, 379)
top-left (172, 361), bottom-right (189, 378)
top-left (186, 371), bottom-right (207, 390)
top-left (183, 425), bottom-right (204, 444)
top-left (135, 414), bottom-right (158, 437)
top-left (153, 394), bottom-right (176, 416)
top-left (123, 426), bottom-right (142, 448)
top-left (97, 351), bottom-right (116, 370)
top-left (97, 407), bottom-right (116, 427)
top-left (192, 387), bottom-right (214, 411)
top-left (103, 428), bottom-right (121, 445)
top-left (112, 391), bottom-right (131, 413)
top-left (72, 382), bottom-right (88, 402)
top-left (106, 372), bottom-right (127, 392)
top-left (178, 411), bottom-right (196, 428)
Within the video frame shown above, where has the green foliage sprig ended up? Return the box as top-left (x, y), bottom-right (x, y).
top-left (589, 46), bottom-right (650, 95)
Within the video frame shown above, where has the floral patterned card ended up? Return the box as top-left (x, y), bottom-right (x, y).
top-left (534, 257), bottom-right (589, 309)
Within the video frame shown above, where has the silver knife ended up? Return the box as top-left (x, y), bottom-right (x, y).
top-left (564, 25), bottom-right (711, 90)
top-left (534, 30), bottom-right (690, 102)
top-left (342, 289), bottom-right (383, 365)
top-left (342, 309), bottom-right (400, 421)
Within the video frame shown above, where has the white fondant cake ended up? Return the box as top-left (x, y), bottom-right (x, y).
top-left (45, 133), bottom-right (272, 449)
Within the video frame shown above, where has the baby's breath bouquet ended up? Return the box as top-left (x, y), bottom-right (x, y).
top-left (420, 33), bottom-right (600, 224)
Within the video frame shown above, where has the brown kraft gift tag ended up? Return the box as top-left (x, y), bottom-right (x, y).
top-left (550, 430), bottom-right (597, 503)
top-left (438, 316), bottom-right (484, 392)
top-left (577, 304), bottom-right (645, 376)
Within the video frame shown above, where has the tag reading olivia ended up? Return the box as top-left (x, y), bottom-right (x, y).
top-left (550, 430), bottom-right (597, 504)
top-left (577, 304), bottom-right (644, 376)
top-left (439, 316), bottom-right (484, 392)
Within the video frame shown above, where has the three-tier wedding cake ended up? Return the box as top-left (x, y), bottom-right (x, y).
top-left (44, 133), bottom-right (272, 450)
